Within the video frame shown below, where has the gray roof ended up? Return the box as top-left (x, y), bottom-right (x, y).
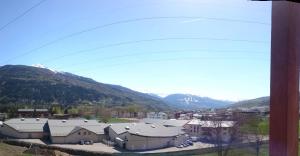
top-left (187, 119), bottom-right (235, 128)
top-left (4, 118), bottom-right (47, 132)
top-left (35, 109), bottom-right (48, 112)
top-left (141, 118), bottom-right (189, 127)
top-left (18, 109), bottom-right (34, 112)
top-left (48, 119), bottom-right (108, 137)
top-left (109, 123), bottom-right (185, 137)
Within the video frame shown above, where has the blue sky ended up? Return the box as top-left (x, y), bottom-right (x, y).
top-left (0, 0), bottom-right (271, 101)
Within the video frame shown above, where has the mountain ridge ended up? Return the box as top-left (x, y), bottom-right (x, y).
top-left (0, 65), bottom-right (170, 110)
top-left (228, 96), bottom-right (269, 109)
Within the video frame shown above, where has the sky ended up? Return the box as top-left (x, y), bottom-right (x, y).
top-left (0, 0), bottom-right (272, 101)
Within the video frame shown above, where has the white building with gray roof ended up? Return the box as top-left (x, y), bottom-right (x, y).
top-left (48, 119), bottom-right (108, 144)
top-left (0, 118), bottom-right (48, 139)
top-left (106, 123), bottom-right (188, 151)
top-left (184, 119), bottom-right (235, 142)
top-left (0, 118), bottom-right (109, 144)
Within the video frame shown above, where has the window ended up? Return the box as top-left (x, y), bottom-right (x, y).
top-left (78, 132), bottom-right (81, 135)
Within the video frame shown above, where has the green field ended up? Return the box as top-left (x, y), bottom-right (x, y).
top-left (193, 145), bottom-right (269, 156)
top-left (106, 118), bottom-right (133, 123)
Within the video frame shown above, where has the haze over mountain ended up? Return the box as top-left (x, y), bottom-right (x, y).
top-left (0, 65), bottom-right (170, 110)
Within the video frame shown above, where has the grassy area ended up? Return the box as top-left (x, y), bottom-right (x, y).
top-left (193, 141), bottom-right (300, 156)
top-left (193, 144), bottom-right (269, 156)
top-left (107, 118), bottom-right (133, 123)
top-left (258, 118), bottom-right (269, 135)
top-left (255, 118), bottom-right (300, 135)
top-left (0, 142), bottom-right (31, 156)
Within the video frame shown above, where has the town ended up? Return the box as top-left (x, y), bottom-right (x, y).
top-left (2, 0), bottom-right (294, 155)
top-left (0, 106), bottom-right (269, 155)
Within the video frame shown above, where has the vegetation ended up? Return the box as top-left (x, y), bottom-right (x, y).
top-left (240, 115), bottom-right (268, 156)
top-left (230, 97), bottom-right (269, 108)
top-left (0, 65), bottom-right (169, 111)
top-left (0, 142), bottom-right (31, 156)
top-left (241, 116), bottom-right (268, 134)
top-left (193, 144), bottom-right (269, 156)
top-left (106, 118), bottom-right (132, 123)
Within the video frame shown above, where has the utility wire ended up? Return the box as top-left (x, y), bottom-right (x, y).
top-left (41, 37), bottom-right (269, 64)
top-left (2, 16), bottom-right (270, 64)
top-left (0, 0), bottom-right (46, 32)
top-left (54, 49), bottom-right (267, 70)
top-left (71, 56), bottom-right (270, 73)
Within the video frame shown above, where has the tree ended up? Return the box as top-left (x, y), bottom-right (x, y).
top-left (67, 107), bottom-right (79, 116)
top-left (94, 106), bottom-right (111, 123)
top-left (50, 105), bottom-right (63, 114)
top-left (203, 112), bottom-right (245, 156)
top-left (125, 104), bottom-right (141, 118)
top-left (241, 115), bottom-right (266, 156)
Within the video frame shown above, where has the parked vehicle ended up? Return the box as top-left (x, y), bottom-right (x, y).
top-left (187, 140), bottom-right (194, 145)
top-left (80, 140), bottom-right (84, 145)
top-left (177, 145), bottom-right (184, 148)
top-left (183, 143), bottom-right (188, 147)
top-left (191, 136), bottom-right (198, 142)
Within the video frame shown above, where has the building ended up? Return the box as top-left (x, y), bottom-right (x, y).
top-left (51, 114), bottom-right (71, 119)
top-left (141, 118), bottom-right (190, 127)
top-left (0, 118), bottom-right (190, 151)
top-left (17, 109), bottom-right (34, 118)
top-left (17, 109), bottom-right (50, 118)
top-left (0, 118), bottom-right (48, 139)
top-left (146, 112), bottom-right (168, 119)
top-left (0, 118), bottom-right (108, 144)
top-left (111, 111), bottom-right (146, 119)
top-left (105, 123), bottom-right (188, 151)
top-left (184, 119), bottom-right (235, 142)
top-left (35, 109), bottom-right (50, 117)
top-left (179, 114), bottom-right (190, 120)
top-left (192, 113), bottom-right (202, 119)
top-left (48, 119), bottom-right (108, 144)
top-left (0, 113), bottom-right (7, 121)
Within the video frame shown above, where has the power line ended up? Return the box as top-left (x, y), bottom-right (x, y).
top-left (54, 48), bottom-right (268, 70)
top-left (41, 37), bottom-right (269, 64)
top-left (70, 56), bottom-right (270, 73)
top-left (1, 16), bottom-right (270, 64)
top-left (0, 0), bottom-right (46, 32)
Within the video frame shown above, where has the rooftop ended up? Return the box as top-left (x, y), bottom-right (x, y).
top-left (141, 118), bottom-right (189, 127)
top-left (187, 119), bottom-right (235, 128)
top-left (17, 109), bottom-right (34, 112)
top-left (109, 123), bottom-right (185, 137)
top-left (3, 118), bottom-right (48, 132)
top-left (48, 119), bottom-right (108, 137)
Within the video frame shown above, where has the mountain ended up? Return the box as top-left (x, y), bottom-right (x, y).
top-left (0, 65), bottom-right (170, 110)
top-left (229, 96), bottom-right (269, 108)
top-left (162, 94), bottom-right (233, 109)
top-left (147, 93), bottom-right (162, 99)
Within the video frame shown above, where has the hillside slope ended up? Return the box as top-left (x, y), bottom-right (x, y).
top-left (0, 65), bottom-right (169, 110)
top-left (229, 96), bottom-right (269, 108)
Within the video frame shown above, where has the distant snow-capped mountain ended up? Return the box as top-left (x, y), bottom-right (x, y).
top-left (162, 94), bottom-right (233, 109)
